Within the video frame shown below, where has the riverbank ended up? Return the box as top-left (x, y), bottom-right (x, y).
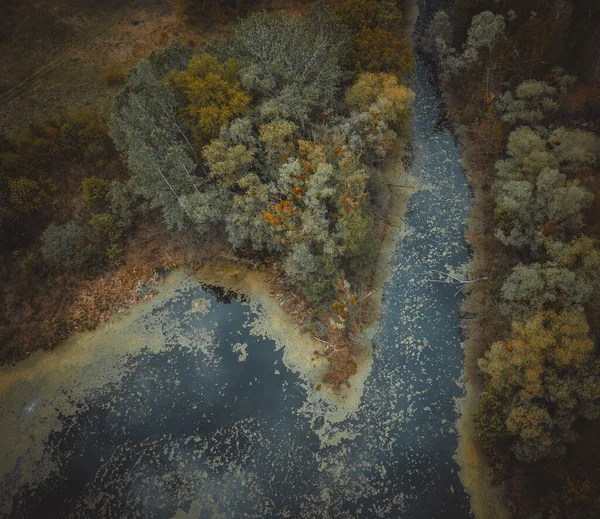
top-left (0, 161), bottom-right (418, 500)
top-left (0, 117), bottom-right (415, 399)
top-left (409, 1), bottom-right (511, 517)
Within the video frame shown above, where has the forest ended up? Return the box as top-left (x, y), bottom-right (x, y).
top-left (0, 0), bottom-right (414, 387)
top-left (424, 0), bottom-right (600, 516)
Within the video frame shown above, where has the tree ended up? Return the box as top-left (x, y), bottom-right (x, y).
top-left (329, 0), bottom-right (401, 33)
top-left (352, 27), bottom-right (414, 81)
top-left (337, 207), bottom-right (377, 277)
top-left (8, 177), bottom-right (46, 215)
top-left (167, 54), bottom-right (251, 147)
top-left (423, 11), bottom-right (452, 57)
top-left (181, 188), bottom-right (230, 235)
top-left (464, 113), bottom-right (503, 170)
top-left (82, 177), bottom-right (111, 211)
top-left (332, 102), bottom-right (398, 161)
top-left (176, 0), bottom-right (258, 25)
top-left (433, 10), bottom-right (506, 90)
top-left (478, 310), bottom-right (599, 461)
top-left (345, 72), bottom-right (414, 124)
top-left (110, 46), bottom-right (200, 230)
top-left (202, 139), bottom-right (254, 189)
top-left (494, 168), bottom-right (592, 249)
top-left (545, 236), bottom-right (600, 304)
top-left (230, 5), bottom-right (349, 128)
top-left (41, 222), bottom-right (84, 269)
top-left (107, 181), bottom-right (138, 231)
top-left (501, 261), bottom-right (593, 319)
top-left (493, 126), bottom-right (598, 183)
top-left (493, 125), bottom-right (596, 250)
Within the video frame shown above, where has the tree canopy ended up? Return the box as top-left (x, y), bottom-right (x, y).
top-left (107, 7), bottom-right (415, 309)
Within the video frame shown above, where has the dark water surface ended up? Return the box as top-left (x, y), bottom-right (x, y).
top-left (1, 2), bottom-right (474, 517)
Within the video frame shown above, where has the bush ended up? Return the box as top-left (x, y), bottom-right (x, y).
top-left (82, 177), bottom-right (111, 211)
top-left (41, 222), bottom-right (84, 269)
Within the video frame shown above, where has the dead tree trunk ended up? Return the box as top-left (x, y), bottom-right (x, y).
top-left (426, 269), bottom-right (487, 296)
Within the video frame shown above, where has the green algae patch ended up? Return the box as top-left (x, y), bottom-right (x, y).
top-left (0, 271), bottom-right (199, 515)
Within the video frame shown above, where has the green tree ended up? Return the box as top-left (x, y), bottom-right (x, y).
top-left (231, 5), bottom-right (349, 129)
top-left (345, 72), bottom-right (414, 124)
top-left (501, 261), bottom-right (592, 319)
top-left (202, 139), bottom-right (255, 189)
top-left (110, 47), bottom-right (200, 230)
top-left (8, 177), bottom-right (46, 215)
top-left (41, 222), bottom-right (84, 269)
top-left (329, 0), bottom-right (401, 33)
top-left (82, 177), bottom-right (111, 211)
top-left (423, 10), bottom-right (452, 57)
top-left (494, 168), bottom-right (592, 249)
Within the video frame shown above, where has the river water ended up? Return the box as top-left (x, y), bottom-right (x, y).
top-left (0, 2), bottom-right (474, 517)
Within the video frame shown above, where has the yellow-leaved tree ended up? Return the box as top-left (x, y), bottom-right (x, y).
top-left (167, 54), bottom-right (251, 149)
top-left (345, 72), bottom-right (414, 123)
top-left (476, 310), bottom-right (600, 461)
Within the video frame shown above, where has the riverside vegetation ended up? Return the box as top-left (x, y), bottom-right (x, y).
top-left (423, 1), bottom-right (600, 517)
top-left (0, 0), bottom-right (415, 389)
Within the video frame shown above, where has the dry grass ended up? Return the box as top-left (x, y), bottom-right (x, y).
top-left (0, 0), bottom-right (313, 134)
top-left (0, 223), bottom-right (226, 364)
top-left (0, 0), bottom-right (218, 134)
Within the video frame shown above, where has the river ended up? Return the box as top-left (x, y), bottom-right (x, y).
top-left (0, 2), bottom-right (475, 517)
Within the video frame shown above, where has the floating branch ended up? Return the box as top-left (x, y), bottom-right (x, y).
top-left (425, 269), bottom-right (487, 298)
top-left (387, 183), bottom-right (421, 189)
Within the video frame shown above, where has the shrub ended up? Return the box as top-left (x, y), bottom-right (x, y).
top-left (41, 222), bottom-right (84, 269)
top-left (82, 177), bottom-right (111, 211)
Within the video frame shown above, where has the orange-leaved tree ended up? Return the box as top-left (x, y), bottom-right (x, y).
top-left (352, 27), bottom-right (414, 81)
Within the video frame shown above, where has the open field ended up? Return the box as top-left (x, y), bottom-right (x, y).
top-left (0, 0), bottom-right (307, 135)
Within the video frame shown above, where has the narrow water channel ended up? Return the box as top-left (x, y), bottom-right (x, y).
top-left (0, 2), bottom-right (475, 517)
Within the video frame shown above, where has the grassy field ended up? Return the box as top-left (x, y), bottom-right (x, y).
top-left (0, 0), bottom-right (306, 135)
